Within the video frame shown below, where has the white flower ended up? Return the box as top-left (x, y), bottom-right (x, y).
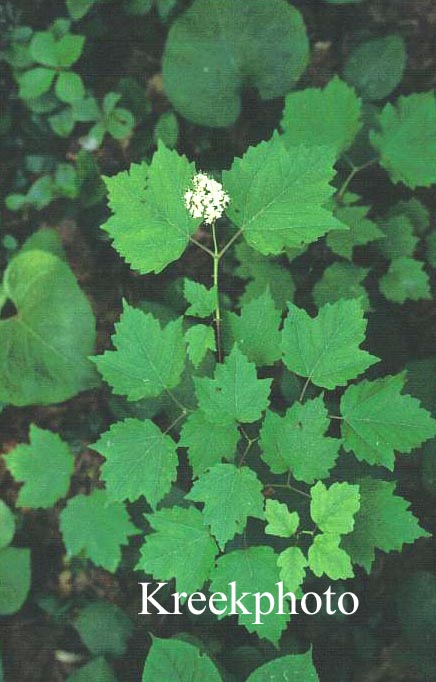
top-left (184, 172), bottom-right (230, 224)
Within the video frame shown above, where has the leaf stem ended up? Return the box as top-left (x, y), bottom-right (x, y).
top-left (299, 376), bottom-right (312, 403)
top-left (189, 236), bottom-right (215, 258)
top-left (218, 228), bottom-right (243, 259)
top-left (337, 157), bottom-right (378, 202)
top-left (164, 388), bottom-right (190, 415)
top-left (266, 482), bottom-right (311, 499)
top-left (163, 410), bottom-right (188, 436)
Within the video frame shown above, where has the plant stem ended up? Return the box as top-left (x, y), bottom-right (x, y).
top-left (212, 220), bottom-right (223, 362)
top-left (189, 236), bottom-right (215, 258)
top-left (163, 410), bottom-right (188, 436)
top-left (299, 376), bottom-right (312, 403)
top-left (337, 157), bottom-right (378, 202)
top-left (218, 228), bottom-right (243, 259)
top-left (164, 388), bottom-right (190, 415)
top-left (266, 482), bottom-right (310, 498)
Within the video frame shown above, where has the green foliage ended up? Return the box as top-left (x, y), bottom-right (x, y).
top-left (60, 489), bottom-right (137, 571)
top-left (313, 262), bottom-right (370, 311)
top-left (379, 256), bottom-right (431, 303)
top-left (186, 463), bottom-right (264, 549)
top-left (310, 481), bottom-right (360, 535)
top-left (67, 658), bottom-right (117, 682)
top-left (371, 92), bottom-right (436, 188)
top-left (327, 205), bottom-right (383, 260)
top-left (92, 418), bottom-right (178, 508)
top-left (247, 651), bottom-right (319, 682)
top-left (344, 35), bottom-right (406, 101)
top-left (308, 533), bottom-right (354, 580)
top-left (137, 506), bottom-right (218, 593)
top-left (264, 500), bottom-right (299, 538)
top-left (142, 638), bottom-right (221, 681)
top-left (185, 324), bottom-right (216, 368)
top-left (281, 300), bottom-right (378, 389)
top-left (340, 373), bottom-right (436, 469)
top-left (183, 279), bottom-right (216, 318)
top-left (5, 425), bottom-right (74, 508)
top-left (234, 243), bottom-right (295, 309)
top-left (179, 412), bottom-right (240, 477)
top-left (0, 243), bottom-right (97, 406)
top-left (163, 0), bottom-right (308, 127)
top-left (277, 547), bottom-right (307, 594)
top-left (378, 215), bottom-right (418, 260)
top-left (93, 302), bottom-right (186, 401)
top-left (281, 76), bottom-right (362, 154)
top-left (227, 289), bottom-right (281, 366)
top-left (0, 502), bottom-right (15, 549)
top-left (0, 547), bottom-right (31, 615)
top-left (224, 134), bottom-right (344, 255)
top-left (74, 601), bottom-right (133, 657)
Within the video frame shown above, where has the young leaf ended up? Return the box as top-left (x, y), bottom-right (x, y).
top-left (227, 288), bottom-right (281, 366)
top-left (308, 534), bottom-right (354, 580)
top-left (92, 418), bottom-right (178, 509)
top-left (277, 547), bottom-right (307, 596)
top-left (224, 134), bottom-right (345, 255)
top-left (5, 425), bottom-right (74, 508)
top-left (18, 67), bottom-right (55, 99)
top-left (137, 506), bottom-right (218, 593)
top-left (0, 547), bottom-right (31, 615)
top-left (210, 546), bottom-right (290, 645)
top-left (342, 478), bottom-right (430, 572)
top-left (55, 71), bottom-right (85, 104)
top-left (194, 345), bottom-right (272, 425)
top-left (74, 601), bottom-right (133, 657)
top-left (310, 481), bottom-right (360, 536)
top-left (313, 262), bottom-right (370, 311)
top-left (185, 324), bottom-right (215, 368)
top-left (183, 279), bottom-right (216, 318)
top-left (379, 257), bottom-right (431, 304)
top-left (186, 463), bottom-right (265, 549)
top-left (102, 145), bottom-right (201, 274)
top-left (265, 500), bottom-right (299, 538)
top-left (0, 248), bottom-right (97, 406)
top-left (341, 373), bottom-right (436, 469)
top-left (247, 651), bottom-right (319, 682)
top-left (378, 215), bottom-right (418, 260)
top-left (281, 300), bottom-right (378, 389)
top-left (178, 411), bottom-right (240, 477)
top-left (327, 205), bottom-right (383, 260)
top-left (370, 92), bottom-right (436, 189)
top-left (0, 501), bottom-right (15, 549)
top-left (60, 489), bottom-right (136, 572)
top-left (281, 76), bottom-right (362, 155)
top-left (162, 0), bottom-right (308, 127)
top-left (93, 302), bottom-right (186, 401)
top-left (142, 638), bottom-right (222, 682)
top-left (343, 35), bottom-right (406, 101)
top-left (260, 396), bottom-right (341, 483)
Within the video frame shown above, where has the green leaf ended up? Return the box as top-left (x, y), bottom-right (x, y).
top-left (5, 425), bottom-right (74, 508)
top-left (55, 71), bottom-right (85, 104)
top-left (185, 324), bottom-right (215, 368)
top-left (142, 638), bottom-right (222, 682)
top-left (248, 652), bottom-right (318, 682)
top-left (327, 205), bottom-right (383, 260)
top-left (67, 658), bottom-right (117, 682)
top-left (30, 32), bottom-right (58, 67)
top-left (344, 35), bottom-right (406, 101)
top-left (210, 546), bottom-right (289, 644)
top-left (106, 106), bottom-right (135, 140)
top-left (265, 500), bottom-right (299, 538)
top-left (281, 300), bottom-right (378, 390)
top-left (0, 248), bottom-right (97, 406)
top-left (137, 506), bottom-right (218, 593)
top-left (163, 0), bottom-right (308, 127)
top-left (340, 373), bottom-right (436, 470)
top-left (183, 279), bottom-right (216, 318)
top-left (224, 134), bottom-right (344, 255)
top-left (55, 34), bottom-right (85, 67)
top-left (179, 411), bottom-right (240, 477)
top-left (102, 145), bottom-right (200, 274)
top-left (0, 547), bottom-right (31, 615)
top-left (74, 601), bottom-right (133, 657)
top-left (342, 478), bottom-right (430, 572)
top-left (67, 0), bottom-right (97, 21)
top-left (260, 396), bottom-right (340, 483)
top-left (388, 197), bottom-right (430, 236)
top-left (92, 418), bottom-right (178, 509)
top-left (379, 257), bottom-right (431, 304)
top-left (0, 502), bottom-right (15, 549)
top-left (60, 489), bottom-right (136, 572)
top-left (281, 76), bottom-right (362, 155)
top-left (228, 289), bottom-right (281, 366)
top-left (49, 107), bottom-right (75, 137)
top-left (93, 302), bottom-right (186, 401)
top-left (235, 243), bottom-right (295, 310)
top-left (308, 534), bottom-right (354, 580)
top-left (194, 345), bottom-right (271, 425)
top-left (378, 215), bottom-right (418, 260)
top-left (18, 67), bottom-right (55, 99)
top-left (310, 481), bottom-right (360, 535)
top-left (313, 262), bottom-right (370, 311)
top-left (277, 547), bottom-right (307, 595)
top-left (370, 92), bottom-right (436, 189)
top-left (186, 463), bottom-right (264, 549)
top-left (154, 111), bottom-right (179, 149)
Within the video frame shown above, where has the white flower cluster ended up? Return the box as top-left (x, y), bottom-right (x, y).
top-left (184, 173), bottom-right (230, 225)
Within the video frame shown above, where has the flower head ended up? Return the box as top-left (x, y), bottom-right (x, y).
top-left (184, 173), bottom-right (230, 225)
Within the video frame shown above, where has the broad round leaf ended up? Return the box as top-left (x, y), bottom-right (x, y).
top-left (163, 0), bottom-right (309, 127)
top-left (344, 35), bottom-right (406, 101)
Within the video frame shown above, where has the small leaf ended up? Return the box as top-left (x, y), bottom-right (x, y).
top-left (327, 205), bottom-right (383, 260)
top-left (142, 638), bottom-right (222, 682)
top-left (378, 215), bottom-right (418, 260)
top-left (186, 463), bottom-right (264, 549)
top-left (313, 262), bottom-right (370, 311)
top-left (18, 67), bottom-right (55, 99)
top-left (277, 547), bottom-right (307, 596)
top-left (379, 257), bottom-right (431, 304)
top-left (183, 279), bottom-right (216, 318)
top-left (265, 500), bottom-right (299, 538)
top-left (308, 534), bottom-right (354, 580)
top-left (74, 601), bottom-right (133, 657)
top-left (247, 651), bottom-right (319, 682)
top-left (228, 288), bottom-right (281, 366)
top-left (344, 35), bottom-right (406, 101)
top-left (5, 425), bottom-right (74, 508)
top-left (179, 411), bottom-right (240, 477)
top-left (0, 547), bottom-right (31, 615)
top-left (185, 324), bottom-right (216, 368)
top-left (310, 481), bottom-right (360, 536)
top-left (67, 658), bottom-right (117, 682)
top-left (0, 502), bottom-right (15, 549)
top-left (55, 71), bottom-right (85, 104)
